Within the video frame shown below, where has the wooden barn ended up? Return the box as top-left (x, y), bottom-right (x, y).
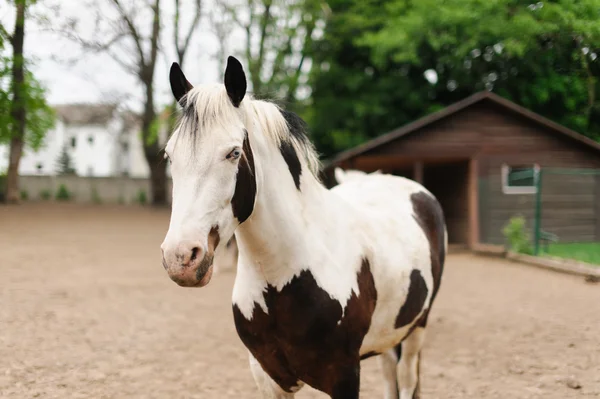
top-left (324, 91), bottom-right (600, 249)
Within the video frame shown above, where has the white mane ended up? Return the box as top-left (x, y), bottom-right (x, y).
top-left (180, 83), bottom-right (321, 178)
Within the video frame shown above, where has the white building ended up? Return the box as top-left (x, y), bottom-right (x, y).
top-left (0, 103), bottom-right (153, 178)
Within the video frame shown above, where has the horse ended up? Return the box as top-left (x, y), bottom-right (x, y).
top-left (160, 56), bottom-right (447, 399)
top-left (212, 236), bottom-right (239, 275)
top-left (214, 168), bottom-right (380, 275)
top-left (334, 167), bottom-right (381, 185)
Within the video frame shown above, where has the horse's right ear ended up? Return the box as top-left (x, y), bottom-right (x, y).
top-left (170, 62), bottom-right (193, 104)
top-left (334, 167), bottom-right (345, 184)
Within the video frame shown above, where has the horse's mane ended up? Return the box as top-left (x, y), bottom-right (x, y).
top-left (178, 83), bottom-right (321, 179)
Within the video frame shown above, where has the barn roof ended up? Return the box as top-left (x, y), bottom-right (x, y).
top-left (325, 91), bottom-right (600, 168)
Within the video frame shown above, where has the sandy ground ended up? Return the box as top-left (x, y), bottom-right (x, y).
top-left (1, 203), bottom-right (599, 399)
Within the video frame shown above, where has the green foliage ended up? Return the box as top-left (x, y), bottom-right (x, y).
top-left (144, 116), bottom-right (161, 147)
top-left (55, 146), bottom-right (76, 175)
top-left (308, 0), bottom-right (600, 158)
top-left (55, 184), bottom-right (71, 201)
top-left (502, 216), bottom-right (533, 255)
top-left (221, 0), bottom-right (325, 103)
top-left (546, 242), bottom-right (600, 266)
top-left (91, 185), bottom-right (102, 204)
top-left (136, 189), bottom-right (147, 205)
top-left (0, 1), bottom-right (55, 151)
top-left (39, 188), bottom-right (51, 200)
top-left (20, 189), bottom-right (28, 200)
top-left (0, 61), bottom-right (55, 150)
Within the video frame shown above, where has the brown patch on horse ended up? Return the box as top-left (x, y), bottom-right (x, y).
top-left (395, 270), bottom-right (428, 328)
top-left (360, 351), bottom-right (380, 360)
top-left (231, 130), bottom-right (256, 224)
top-left (410, 191), bottom-right (446, 327)
top-left (232, 259), bottom-right (376, 397)
top-left (196, 226), bottom-right (220, 281)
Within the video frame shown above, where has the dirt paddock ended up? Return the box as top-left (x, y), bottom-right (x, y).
top-left (1, 204), bottom-right (599, 398)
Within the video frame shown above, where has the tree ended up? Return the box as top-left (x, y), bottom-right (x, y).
top-left (221, 0), bottom-right (327, 105)
top-left (308, 0), bottom-right (600, 158)
top-left (208, 1), bottom-right (235, 79)
top-left (0, 0), bottom-right (55, 203)
top-left (164, 0), bottom-right (204, 137)
top-left (61, 0), bottom-right (164, 204)
top-left (55, 145), bottom-right (76, 175)
top-left (62, 0), bottom-right (206, 206)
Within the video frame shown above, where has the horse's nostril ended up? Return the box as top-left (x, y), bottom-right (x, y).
top-left (190, 247), bottom-right (199, 262)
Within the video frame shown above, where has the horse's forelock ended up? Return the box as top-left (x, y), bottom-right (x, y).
top-left (176, 83), bottom-right (321, 179)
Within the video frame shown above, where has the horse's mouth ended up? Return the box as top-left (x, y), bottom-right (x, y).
top-left (168, 264), bottom-right (214, 288)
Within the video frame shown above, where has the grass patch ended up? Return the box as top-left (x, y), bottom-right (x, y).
top-left (543, 242), bottom-right (600, 266)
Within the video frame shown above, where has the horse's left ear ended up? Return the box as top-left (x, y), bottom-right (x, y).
top-left (224, 56), bottom-right (247, 107)
top-left (170, 62), bottom-right (194, 104)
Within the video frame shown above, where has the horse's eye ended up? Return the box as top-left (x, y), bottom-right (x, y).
top-left (227, 148), bottom-right (242, 160)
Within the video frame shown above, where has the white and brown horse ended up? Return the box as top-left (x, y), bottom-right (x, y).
top-left (334, 167), bottom-right (381, 185)
top-left (213, 168), bottom-right (377, 275)
top-left (160, 56), bottom-right (447, 399)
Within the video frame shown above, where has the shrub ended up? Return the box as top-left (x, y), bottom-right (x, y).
top-left (55, 184), bottom-right (71, 201)
top-left (502, 216), bottom-right (533, 255)
top-left (136, 189), bottom-right (147, 205)
top-left (91, 186), bottom-right (102, 204)
top-left (39, 189), bottom-right (51, 200)
top-left (20, 190), bottom-right (29, 201)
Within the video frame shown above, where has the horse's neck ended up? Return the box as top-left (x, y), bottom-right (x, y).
top-left (234, 160), bottom-right (340, 286)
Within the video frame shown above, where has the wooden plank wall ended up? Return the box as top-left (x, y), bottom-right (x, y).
top-left (365, 102), bottom-right (600, 245)
top-left (330, 100), bottom-right (600, 245)
top-left (480, 170), bottom-right (597, 244)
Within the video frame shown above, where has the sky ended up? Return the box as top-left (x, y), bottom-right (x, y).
top-left (1, 0), bottom-right (244, 113)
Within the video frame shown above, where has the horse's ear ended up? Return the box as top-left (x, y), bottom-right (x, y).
top-left (334, 167), bottom-right (345, 184)
top-left (224, 56), bottom-right (247, 107)
top-left (170, 62), bottom-right (193, 104)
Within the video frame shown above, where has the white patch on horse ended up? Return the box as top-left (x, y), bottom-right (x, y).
top-left (331, 175), bottom-right (436, 354)
top-left (334, 167), bottom-right (381, 184)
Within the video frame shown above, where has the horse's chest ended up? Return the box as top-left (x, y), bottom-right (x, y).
top-left (232, 264), bottom-right (376, 393)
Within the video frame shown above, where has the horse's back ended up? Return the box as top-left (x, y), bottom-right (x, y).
top-left (331, 174), bottom-right (447, 354)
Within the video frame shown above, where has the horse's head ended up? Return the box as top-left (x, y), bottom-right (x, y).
top-left (160, 56), bottom-right (254, 287)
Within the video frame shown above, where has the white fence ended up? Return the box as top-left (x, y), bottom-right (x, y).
top-left (18, 175), bottom-right (173, 204)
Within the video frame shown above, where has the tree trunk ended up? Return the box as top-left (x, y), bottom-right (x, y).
top-left (147, 148), bottom-right (167, 205)
top-left (5, 2), bottom-right (27, 204)
top-left (141, 79), bottom-right (167, 206)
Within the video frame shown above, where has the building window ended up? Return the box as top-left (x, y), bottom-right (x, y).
top-left (87, 166), bottom-right (94, 176)
top-left (501, 164), bottom-right (540, 194)
top-left (36, 163), bottom-right (43, 173)
top-left (88, 136), bottom-right (94, 145)
top-left (122, 142), bottom-right (129, 152)
top-left (71, 137), bottom-right (76, 148)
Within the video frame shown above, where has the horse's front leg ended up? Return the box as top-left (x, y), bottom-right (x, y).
top-left (248, 353), bottom-right (303, 399)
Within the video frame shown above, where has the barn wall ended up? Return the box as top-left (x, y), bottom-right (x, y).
top-left (361, 101), bottom-right (600, 245)
top-left (424, 162), bottom-right (469, 244)
top-left (367, 102), bottom-right (600, 165)
top-left (480, 161), bottom-right (599, 245)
